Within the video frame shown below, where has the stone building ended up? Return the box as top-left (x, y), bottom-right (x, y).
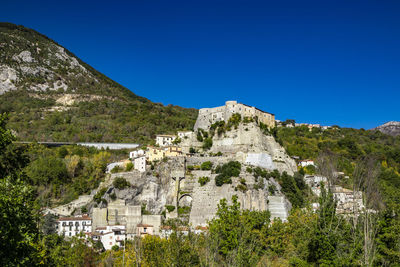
top-left (92, 225), bottom-right (126, 250)
top-left (194, 100), bottom-right (275, 130)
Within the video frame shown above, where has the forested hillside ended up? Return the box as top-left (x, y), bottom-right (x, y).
top-left (0, 23), bottom-right (197, 143)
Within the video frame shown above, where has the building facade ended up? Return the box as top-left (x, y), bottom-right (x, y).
top-left (156, 135), bottom-right (176, 147)
top-left (134, 156), bottom-right (146, 172)
top-left (194, 101), bottom-right (275, 130)
top-left (93, 225), bottom-right (126, 250)
top-left (57, 215), bottom-right (92, 237)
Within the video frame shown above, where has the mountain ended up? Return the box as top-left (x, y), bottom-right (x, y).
top-left (0, 22), bottom-right (197, 143)
top-left (372, 121), bottom-right (400, 137)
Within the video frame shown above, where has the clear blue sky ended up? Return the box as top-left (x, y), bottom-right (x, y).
top-left (2, 0), bottom-right (400, 129)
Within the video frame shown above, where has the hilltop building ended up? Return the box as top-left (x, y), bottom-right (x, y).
top-left (194, 101), bottom-right (275, 130)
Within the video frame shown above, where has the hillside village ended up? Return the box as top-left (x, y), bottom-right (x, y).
top-left (48, 101), bottom-right (365, 250)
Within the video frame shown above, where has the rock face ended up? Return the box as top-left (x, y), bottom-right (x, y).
top-left (181, 122), bottom-right (297, 175)
top-left (373, 121), bottom-right (400, 136)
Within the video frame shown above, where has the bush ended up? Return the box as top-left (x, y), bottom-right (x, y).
top-left (113, 177), bottom-right (130, 190)
top-left (165, 205), bottom-right (175, 212)
top-left (93, 188), bottom-right (107, 203)
top-left (125, 162), bottom-right (134, 171)
top-left (268, 184), bottom-right (276, 195)
top-left (198, 176), bottom-right (210, 186)
top-left (187, 165), bottom-right (194, 171)
top-left (201, 161), bottom-right (213, 170)
top-left (215, 161), bottom-right (241, 186)
top-left (110, 192), bottom-right (117, 200)
top-left (110, 165), bottom-right (123, 173)
top-left (189, 147), bottom-right (196, 153)
top-left (202, 137), bottom-right (213, 150)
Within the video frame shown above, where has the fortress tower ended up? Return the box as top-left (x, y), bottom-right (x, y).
top-left (194, 101), bottom-right (275, 130)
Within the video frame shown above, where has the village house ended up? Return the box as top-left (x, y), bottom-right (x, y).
top-left (129, 149), bottom-right (145, 159)
top-left (148, 146), bottom-right (166, 162)
top-left (136, 223), bottom-right (155, 237)
top-left (156, 134), bottom-right (176, 147)
top-left (298, 159), bottom-right (315, 167)
top-left (93, 225), bottom-right (126, 250)
top-left (147, 146), bottom-right (182, 162)
top-left (134, 156), bottom-right (146, 172)
top-left (164, 146), bottom-right (182, 157)
top-left (57, 215), bottom-right (92, 237)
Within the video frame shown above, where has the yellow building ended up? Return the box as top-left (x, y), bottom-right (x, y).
top-left (147, 146), bottom-right (182, 162)
top-left (147, 147), bottom-right (165, 162)
top-left (164, 146), bottom-right (182, 157)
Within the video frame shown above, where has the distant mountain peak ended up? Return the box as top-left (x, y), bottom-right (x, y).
top-left (373, 121), bottom-right (400, 136)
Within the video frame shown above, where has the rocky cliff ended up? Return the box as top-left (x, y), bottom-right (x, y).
top-left (373, 121), bottom-right (400, 137)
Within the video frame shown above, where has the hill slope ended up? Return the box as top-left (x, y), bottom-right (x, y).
top-left (0, 22), bottom-right (197, 143)
top-left (372, 121), bottom-right (400, 137)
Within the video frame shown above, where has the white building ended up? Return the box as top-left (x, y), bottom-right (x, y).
top-left (57, 215), bottom-right (92, 237)
top-left (134, 156), bottom-right (146, 172)
top-left (129, 149), bottom-right (145, 159)
top-left (156, 135), bottom-right (177, 147)
top-left (299, 159), bottom-right (315, 167)
top-left (93, 225), bottom-right (126, 250)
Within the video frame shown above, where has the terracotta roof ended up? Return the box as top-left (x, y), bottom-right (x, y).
top-left (57, 215), bottom-right (91, 221)
top-left (195, 226), bottom-right (208, 230)
top-left (96, 227), bottom-right (106, 230)
top-left (160, 225), bottom-right (172, 230)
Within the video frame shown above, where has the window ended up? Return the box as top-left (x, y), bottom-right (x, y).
top-left (110, 242), bottom-right (112, 245)
top-left (144, 227), bottom-right (147, 233)
top-left (110, 236), bottom-right (112, 240)
top-left (69, 232), bottom-right (71, 236)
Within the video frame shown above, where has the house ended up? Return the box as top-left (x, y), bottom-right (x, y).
top-left (298, 159), bottom-right (315, 167)
top-left (136, 223), bottom-right (155, 237)
top-left (148, 146), bottom-right (166, 162)
top-left (156, 135), bottom-right (176, 147)
top-left (93, 225), bottom-right (126, 250)
top-left (134, 156), bottom-right (146, 172)
top-left (164, 146), bottom-right (182, 157)
top-left (148, 146), bottom-right (183, 162)
top-left (57, 215), bottom-right (92, 238)
top-left (129, 149), bottom-right (145, 159)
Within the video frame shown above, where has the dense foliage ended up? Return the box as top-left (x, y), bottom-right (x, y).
top-left (215, 161), bottom-right (242, 186)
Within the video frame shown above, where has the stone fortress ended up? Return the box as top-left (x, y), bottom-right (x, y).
top-left (51, 100), bottom-right (303, 247)
top-left (194, 100), bottom-right (275, 130)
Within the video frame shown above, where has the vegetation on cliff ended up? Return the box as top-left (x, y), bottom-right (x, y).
top-left (0, 23), bottom-right (197, 143)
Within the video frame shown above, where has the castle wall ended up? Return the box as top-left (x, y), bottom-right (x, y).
top-left (194, 101), bottom-right (275, 130)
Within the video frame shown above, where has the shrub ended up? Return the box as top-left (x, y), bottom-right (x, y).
top-left (268, 184), bottom-right (276, 195)
top-left (165, 205), bottom-right (176, 212)
top-left (111, 165), bottom-right (123, 173)
top-left (93, 188), bottom-right (107, 203)
top-left (246, 167), bottom-right (253, 173)
top-left (198, 176), bottom-right (210, 186)
top-left (110, 192), bottom-right (117, 200)
top-left (187, 165), bottom-right (194, 171)
top-left (113, 177), bottom-right (130, 190)
top-left (236, 184), bottom-right (247, 192)
top-left (189, 147), bottom-right (196, 153)
top-left (201, 161), bottom-right (213, 170)
top-left (125, 162), bottom-right (134, 171)
top-left (202, 137), bottom-right (213, 150)
top-left (215, 161), bottom-right (241, 186)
